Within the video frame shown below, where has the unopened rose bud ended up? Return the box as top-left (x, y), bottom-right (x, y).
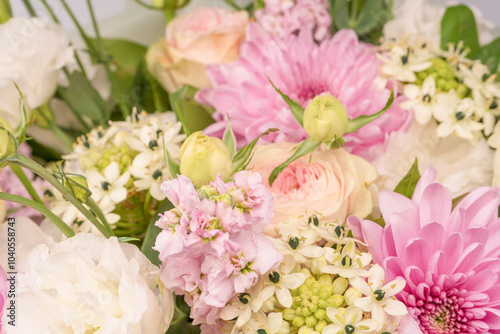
top-left (64, 176), bottom-right (91, 203)
top-left (0, 116), bottom-right (15, 166)
top-left (179, 131), bottom-right (232, 188)
top-left (303, 94), bottom-right (349, 142)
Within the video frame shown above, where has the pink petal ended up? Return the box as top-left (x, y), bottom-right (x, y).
top-left (419, 183), bottom-right (451, 228)
top-left (411, 167), bottom-right (437, 205)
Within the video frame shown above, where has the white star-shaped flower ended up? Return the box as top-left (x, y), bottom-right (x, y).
top-left (349, 265), bottom-right (408, 331)
top-left (323, 305), bottom-right (379, 334)
top-left (86, 162), bottom-right (130, 208)
top-left (400, 76), bottom-right (438, 124)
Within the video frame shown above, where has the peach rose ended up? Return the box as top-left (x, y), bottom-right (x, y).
top-left (146, 7), bottom-right (249, 93)
top-left (249, 142), bottom-right (376, 236)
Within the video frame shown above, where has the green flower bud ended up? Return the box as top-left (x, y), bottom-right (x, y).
top-left (303, 94), bottom-right (349, 142)
top-left (64, 176), bottom-right (91, 203)
top-left (298, 326), bottom-right (314, 334)
top-left (311, 256), bottom-right (327, 275)
top-left (179, 131), bottom-right (232, 188)
top-left (305, 315), bottom-right (317, 328)
top-left (283, 308), bottom-right (296, 321)
top-left (332, 277), bottom-right (349, 295)
top-left (343, 287), bottom-right (362, 306)
top-left (0, 116), bottom-right (15, 166)
top-left (315, 320), bottom-right (327, 332)
top-left (318, 274), bottom-right (333, 287)
top-left (314, 309), bottom-right (327, 321)
top-left (327, 294), bottom-right (344, 308)
top-left (262, 296), bottom-right (277, 312)
top-left (292, 316), bottom-right (305, 327)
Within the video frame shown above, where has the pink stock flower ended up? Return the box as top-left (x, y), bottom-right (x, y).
top-left (196, 23), bottom-right (411, 161)
top-left (349, 167), bottom-right (500, 333)
top-left (154, 172), bottom-right (283, 325)
top-left (255, 0), bottom-right (331, 42)
top-left (0, 143), bottom-right (48, 221)
top-left (0, 266), bottom-right (6, 334)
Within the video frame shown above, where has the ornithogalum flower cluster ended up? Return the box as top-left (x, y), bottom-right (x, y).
top-left (350, 167), bottom-right (500, 333)
top-left (154, 171), bottom-right (283, 325)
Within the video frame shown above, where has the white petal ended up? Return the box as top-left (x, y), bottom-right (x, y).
top-left (235, 306), bottom-right (251, 328)
top-left (345, 306), bottom-right (363, 324)
top-left (353, 296), bottom-right (374, 313)
top-left (382, 279), bottom-right (406, 297)
top-left (267, 313), bottom-right (283, 334)
top-left (220, 304), bottom-right (242, 321)
top-left (282, 273), bottom-right (306, 289)
top-left (104, 162), bottom-right (120, 182)
top-left (276, 287), bottom-right (293, 308)
top-left (110, 187), bottom-right (127, 203)
top-left (383, 299), bottom-right (409, 316)
top-left (349, 276), bottom-right (372, 296)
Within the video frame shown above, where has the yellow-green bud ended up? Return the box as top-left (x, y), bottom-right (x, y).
top-left (344, 287), bottom-right (362, 305)
top-left (314, 309), bottom-right (327, 320)
top-left (315, 320), bottom-right (327, 332)
top-left (298, 326), bottom-right (315, 334)
top-left (64, 176), bottom-right (91, 203)
top-left (179, 132), bottom-right (232, 188)
top-left (311, 256), bottom-right (327, 275)
top-left (283, 308), bottom-right (296, 321)
top-left (292, 316), bottom-right (305, 327)
top-left (305, 315), bottom-right (317, 328)
top-left (261, 296), bottom-right (277, 312)
top-left (332, 277), bottom-right (349, 295)
top-left (327, 294), bottom-right (344, 308)
top-left (0, 116), bottom-right (15, 166)
top-left (318, 274), bottom-right (333, 287)
top-left (303, 94), bottom-right (349, 142)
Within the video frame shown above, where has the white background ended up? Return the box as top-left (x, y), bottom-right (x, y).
top-left (10, 0), bottom-right (500, 45)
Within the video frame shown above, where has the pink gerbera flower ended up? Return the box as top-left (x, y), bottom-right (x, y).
top-left (349, 167), bottom-right (500, 333)
top-left (196, 23), bottom-right (411, 160)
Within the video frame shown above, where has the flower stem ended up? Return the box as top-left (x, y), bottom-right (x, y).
top-left (132, 0), bottom-right (157, 9)
top-left (86, 197), bottom-right (114, 236)
top-left (0, 0), bottom-right (12, 23)
top-left (21, 0), bottom-right (36, 16)
top-left (85, 0), bottom-right (130, 118)
top-left (49, 121), bottom-right (74, 151)
top-left (6, 154), bottom-right (112, 238)
top-left (0, 192), bottom-right (75, 238)
top-left (9, 164), bottom-right (44, 205)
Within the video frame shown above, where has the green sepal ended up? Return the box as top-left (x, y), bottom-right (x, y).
top-left (268, 78), bottom-right (304, 126)
top-left (268, 137), bottom-right (321, 186)
top-left (346, 88), bottom-right (394, 133)
top-left (393, 159), bottom-right (421, 199)
top-left (231, 128), bottom-right (279, 174)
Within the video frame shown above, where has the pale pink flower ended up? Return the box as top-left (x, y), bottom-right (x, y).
top-left (349, 167), bottom-right (500, 333)
top-left (154, 172), bottom-right (282, 325)
top-left (0, 266), bottom-right (6, 334)
top-left (196, 24), bottom-right (411, 160)
top-left (0, 143), bottom-right (49, 221)
top-left (255, 0), bottom-right (331, 42)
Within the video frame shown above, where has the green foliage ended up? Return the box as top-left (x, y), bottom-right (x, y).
top-left (222, 121), bottom-right (237, 159)
top-left (394, 159), bottom-right (421, 199)
top-left (346, 88), bottom-right (394, 133)
top-left (329, 0), bottom-right (392, 44)
top-left (58, 71), bottom-right (109, 124)
top-left (440, 5), bottom-right (479, 55)
top-left (141, 200), bottom-right (173, 266)
top-left (269, 78), bottom-right (304, 126)
top-left (472, 38), bottom-right (500, 74)
top-left (169, 85), bottom-right (215, 134)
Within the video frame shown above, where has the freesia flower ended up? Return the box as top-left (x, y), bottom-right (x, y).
top-left (196, 24), bottom-right (410, 159)
top-left (3, 233), bottom-right (173, 333)
top-left (349, 167), bottom-right (500, 333)
top-left (250, 142), bottom-right (376, 236)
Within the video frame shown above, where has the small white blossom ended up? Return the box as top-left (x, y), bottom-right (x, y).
top-left (400, 76), bottom-right (438, 124)
top-left (378, 46), bottom-right (432, 82)
top-left (86, 162), bottom-right (130, 208)
top-left (323, 306), bottom-right (379, 334)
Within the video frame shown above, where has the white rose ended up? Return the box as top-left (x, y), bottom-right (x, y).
top-left (2, 233), bottom-right (174, 334)
top-left (372, 121), bottom-right (494, 200)
top-left (0, 17), bottom-right (73, 125)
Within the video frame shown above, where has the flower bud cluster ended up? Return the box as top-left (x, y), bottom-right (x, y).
top-left (415, 58), bottom-right (469, 97)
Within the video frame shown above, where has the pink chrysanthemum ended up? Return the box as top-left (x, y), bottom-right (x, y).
top-left (196, 23), bottom-right (411, 160)
top-left (349, 167), bottom-right (500, 333)
top-left (0, 143), bottom-right (48, 220)
top-left (254, 0), bottom-right (331, 42)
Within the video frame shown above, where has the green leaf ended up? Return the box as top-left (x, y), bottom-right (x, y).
top-left (141, 200), bottom-right (174, 266)
top-left (268, 78), bottom-right (304, 126)
top-left (222, 120), bottom-right (237, 159)
top-left (58, 71), bottom-right (109, 124)
top-left (25, 139), bottom-right (62, 162)
top-left (371, 217), bottom-right (386, 228)
top-left (346, 88), bottom-right (393, 133)
top-left (472, 38), bottom-right (500, 74)
top-left (131, 59), bottom-right (170, 113)
top-left (269, 137), bottom-right (321, 186)
top-left (166, 149), bottom-right (181, 178)
top-left (231, 128), bottom-right (279, 174)
top-left (169, 85), bottom-right (215, 134)
top-left (117, 237), bottom-right (140, 243)
top-left (440, 5), bottom-right (480, 55)
top-left (394, 159), bottom-right (421, 199)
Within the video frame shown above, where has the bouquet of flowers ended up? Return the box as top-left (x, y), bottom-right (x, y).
top-left (1, 0), bottom-right (500, 333)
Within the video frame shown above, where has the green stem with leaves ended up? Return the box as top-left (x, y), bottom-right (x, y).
top-left (9, 164), bottom-right (44, 205)
top-left (0, 192), bottom-right (75, 238)
top-left (3, 154), bottom-right (113, 238)
top-left (86, 197), bottom-right (114, 236)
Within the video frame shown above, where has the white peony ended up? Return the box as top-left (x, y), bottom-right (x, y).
top-left (0, 17), bottom-right (74, 125)
top-left (2, 233), bottom-right (173, 334)
top-left (372, 121), bottom-right (494, 200)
